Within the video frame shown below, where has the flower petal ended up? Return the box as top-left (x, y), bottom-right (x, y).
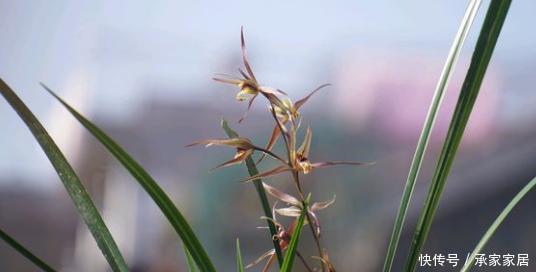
top-left (259, 216), bottom-right (284, 232)
top-left (238, 68), bottom-right (250, 80)
top-left (311, 250), bottom-right (336, 272)
top-left (212, 77), bottom-right (242, 85)
top-left (258, 86), bottom-right (281, 95)
top-left (308, 210), bottom-right (321, 236)
top-left (298, 126), bottom-right (312, 158)
top-left (245, 249), bottom-right (274, 269)
top-left (275, 206), bottom-right (302, 217)
top-left (276, 89), bottom-right (288, 95)
top-left (240, 27), bottom-right (257, 82)
top-left (310, 195), bottom-right (336, 211)
top-left (256, 124), bottom-right (281, 164)
top-left (261, 253), bottom-right (276, 272)
top-left (294, 83), bottom-right (331, 110)
top-left (237, 93), bottom-right (258, 123)
top-left (213, 73), bottom-right (242, 80)
top-left (262, 92), bottom-right (288, 113)
top-left (241, 165), bottom-right (291, 183)
top-left (263, 183), bottom-right (301, 206)
top-left (210, 149), bottom-right (252, 170)
top-left (185, 138), bottom-right (253, 149)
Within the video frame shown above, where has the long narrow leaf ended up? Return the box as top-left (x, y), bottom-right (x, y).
top-left (382, 1), bottom-right (482, 271)
top-left (183, 245), bottom-right (200, 272)
top-left (0, 227), bottom-right (56, 272)
top-left (42, 84), bottom-right (216, 272)
top-left (404, 1), bottom-right (512, 271)
top-left (460, 176), bottom-right (536, 272)
top-left (280, 207), bottom-right (306, 272)
top-left (0, 79), bottom-right (128, 271)
top-left (221, 119), bottom-right (284, 266)
top-left (236, 239), bottom-right (245, 272)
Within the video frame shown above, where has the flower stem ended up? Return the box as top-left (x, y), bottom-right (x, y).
top-left (297, 250), bottom-right (314, 272)
top-left (293, 170), bottom-right (327, 272)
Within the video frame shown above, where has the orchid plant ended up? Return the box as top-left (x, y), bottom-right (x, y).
top-left (188, 27), bottom-right (371, 272)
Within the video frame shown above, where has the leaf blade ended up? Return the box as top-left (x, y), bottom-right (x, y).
top-left (183, 245), bottom-right (200, 272)
top-left (42, 84), bottom-right (216, 272)
top-left (280, 207), bottom-right (306, 272)
top-left (236, 239), bottom-right (245, 272)
top-left (460, 176), bottom-right (536, 272)
top-left (0, 227), bottom-right (56, 272)
top-left (382, 1), bottom-right (483, 271)
top-left (0, 79), bottom-right (128, 272)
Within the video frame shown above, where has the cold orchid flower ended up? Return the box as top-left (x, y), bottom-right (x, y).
top-left (246, 198), bottom-right (308, 272)
top-left (242, 127), bottom-right (372, 181)
top-left (257, 83), bottom-right (331, 164)
top-left (245, 217), bottom-right (296, 272)
top-left (213, 27), bottom-right (287, 123)
top-left (186, 138), bottom-right (285, 170)
top-left (263, 183), bottom-right (335, 237)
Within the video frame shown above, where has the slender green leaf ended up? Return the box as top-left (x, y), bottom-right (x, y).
top-left (42, 84), bottom-right (216, 272)
top-left (183, 245), bottom-right (200, 272)
top-left (280, 206), bottom-right (306, 272)
top-left (221, 119), bottom-right (284, 266)
top-left (460, 176), bottom-right (536, 272)
top-left (382, 1), bottom-right (482, 271)
top-left (0, 227), bottom-right (56, 272)
top-left (0, 79), bottom-right (128, 272)
top-left (404, 1), bottom-right (511, 271)
top-left (236, 239), bottom-right (245, 272)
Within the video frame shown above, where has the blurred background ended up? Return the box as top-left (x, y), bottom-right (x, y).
top-left (1, 1), bottom-right (535, 271)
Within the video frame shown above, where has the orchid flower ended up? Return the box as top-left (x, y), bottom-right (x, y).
top-left (263, 183), bottom-right (334, 237)
top-left (213, 27), bottom-right (286, 123)
top-left (257, 83), bottom-right (331, 163)
top-left (246, 205), bottom-right (302, 272)
top-left (242, 127), bottom-right (372, 181)
top-left (186, 138), bottom-right (285, 170)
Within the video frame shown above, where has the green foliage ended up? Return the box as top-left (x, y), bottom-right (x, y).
top-left (183, 245), bottom-right (200, 272)
top-left (0, 79), bottom-right (128, 272)
top-left (235, 239), bottom-right (245, 272)
top-left (461, 176), bottom-right (536, 271)
top-left (42, 84), bottom-right (215, 272)
top-left (383, 1), bottom-right (482, 271)
top-left (404, 1), bottom-right (512, 271)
